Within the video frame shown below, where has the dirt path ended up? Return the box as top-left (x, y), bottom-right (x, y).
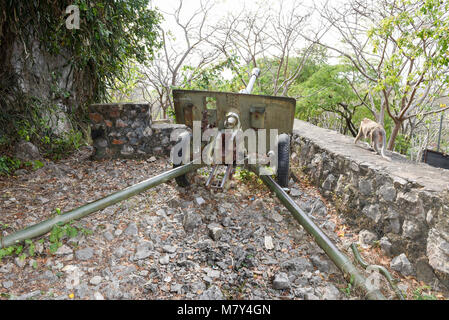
top-left (0, 147), bottom-right (434, 300)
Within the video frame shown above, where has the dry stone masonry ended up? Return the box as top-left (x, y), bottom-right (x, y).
top-left (292, 119), bottom-right (449, 290)
top-left (89, 103), bottom-right (186, 159)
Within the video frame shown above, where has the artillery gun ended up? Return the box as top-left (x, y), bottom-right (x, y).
top-left (0, 68), bottom-right (388, 300)
top-left (171, 68), bottom-right (295, 190)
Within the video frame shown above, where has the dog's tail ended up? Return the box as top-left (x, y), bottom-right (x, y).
top-left (380, 129), bottom-right (391, 161)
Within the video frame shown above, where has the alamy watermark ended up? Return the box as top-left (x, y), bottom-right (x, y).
top-left (66, 5), bottom-right (80, 30)
top-left (170, 121), bottom-right (280, 175)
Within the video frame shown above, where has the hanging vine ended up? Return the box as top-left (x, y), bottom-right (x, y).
top-left (0, 0), bottom-right (161, 155)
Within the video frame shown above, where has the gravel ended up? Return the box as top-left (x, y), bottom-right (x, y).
top-left (0, 152), bottom-right (387, 300)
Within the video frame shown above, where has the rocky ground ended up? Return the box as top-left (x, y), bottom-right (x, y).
top-left (0, 147), bottom-right (444, 300)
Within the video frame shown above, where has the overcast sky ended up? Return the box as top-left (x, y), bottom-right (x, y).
top-left (154, 0), bottom-right (350, 55)
top-left (150, 0), bottom-right (351, 78)
top-left (152, 0), bottom-right (348, 45)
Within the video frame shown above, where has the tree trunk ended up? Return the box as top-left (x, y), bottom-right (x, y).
top-left (388, 120), bottom-right (402, 151)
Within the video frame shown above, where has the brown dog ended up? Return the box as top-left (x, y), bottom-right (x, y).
top-left (354, 118), bottom-right (391, 161)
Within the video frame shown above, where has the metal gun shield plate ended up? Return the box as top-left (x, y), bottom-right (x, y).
top-left (173, 89), bottom-right (296, 151)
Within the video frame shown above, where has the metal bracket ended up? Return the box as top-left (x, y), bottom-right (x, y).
top-left (205, 164), bottom-right (234, 189)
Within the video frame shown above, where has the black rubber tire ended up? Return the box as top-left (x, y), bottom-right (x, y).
top-left (173, 134), bottom-right (195, 187)
top-left (174, 163), bottom-right (192, 187)
top-left (276, 133), bottom-right (290, 188)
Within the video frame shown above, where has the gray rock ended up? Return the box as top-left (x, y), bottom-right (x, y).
top-left (379, 185), bottom-right (396, 202)
top-left (322, 174), bottom-right (336, 190)
top-left (15, 257), bottom-right (26, 268)
top-left (280, 257), bottom-right (314, 275)
top-left (162, 245), bottom-right (177, 254)
top-left (103, 231), bottom-right (114, 241)
top-left (221, 216), bottom-right (231, 227)
top-left (3, 281), bottom-right (13, 289)
top-left (312, 199), bottom-right (327, 217)
top-left (310, 255), bottom-right (330, 273)
top-left (124, 222), bottom-right (138, 236)
top-left (402, 220), bottom-right (421, 239)
top-left (440, 241), bottom-right (449, 256)
top-left (390, 253), bottom-right (414, 276)
top-left (305, 293), bottom-right (320, 300)
top-left (121, 144), bottom-right (134, 156)
top-left (134, 241), bottom-right (154, 260)
top-left (290, 188), bottom-right (302, 197)
top-left (42, 270), bottom-right (57, 283)
top-left (75, 247), bottom-right (94, 261)
top-left (159, 254), bottom-right (170, 265)
top-left (359, 179), bottom-right (372, 196)
top-left (14, 141), bottom-right (41, 161)
top-left (198, 285), bottom-right (224, 300)
top-left (358, 230), bottom-right (378, 247)
top-left (183, 212), bottom-right (202, 232)
top-left (380, 237), bottom-right (392, 256)
top-left (93, 292), bottom-right (105, 300)
top-left (362, 204), bottom-right (381, 223)
top-left (75, 283), bottom-right (90, 299)
top-left (207, 269), bottom-right (221, 279)
top-left (104, 281), bottom-right (123, 299)
top-left (389, 218), bottom-right (401, 234)
top-left (114, 246), bottom-right (127, 258)
top-left (269, 212), bottom-right (283, 223)
top-left (156, 209), bottom-right (166, 217)
top-left (426, 209), bottom-right (434, 226)
top-left (322, 284), bottom-right (341, 300)
top-left (195, 197), bottom-right (206, 206)
top-left (273, 272), bottom-right (290, 290)
top-left (0, 263), bottom-right (14, 273)
top-left (90, 276), bottom-right (102, 285)
top-left (55, 244), bottom-right (73, 255)
top-left (264, 236), bottom-right (274, 250)
top-left (207, 223), bottom-right (223, 241)
top-left (15, 290), bottom-right (41, 300)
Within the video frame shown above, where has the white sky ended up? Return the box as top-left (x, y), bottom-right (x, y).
top-left (151, 0), bottom-right (350, 78)
top-left (152, 0), bottom-right (348, 44)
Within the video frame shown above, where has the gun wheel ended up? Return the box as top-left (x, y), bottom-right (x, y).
top-left (276, 133), bottom-right (290, 188)
top-left (173, 133), bottom-right (196, 187)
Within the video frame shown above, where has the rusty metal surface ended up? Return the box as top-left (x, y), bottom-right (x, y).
top-left (173, 89), bottom-right (296, 134)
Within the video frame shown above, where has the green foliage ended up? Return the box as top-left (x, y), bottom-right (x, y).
top-left (0, 0), bottom-right (162, 102)
top-left (413, 285), bottom-right (437, 300)
top-left (180, 55), bottom-right (242, 93)
top-left (0, 157), bottom-right (47, 176)
top-left (48, 222), bottom-right (91, 254)
top-left (393, 133), bottom-right (411, 155)
top-left (255, 47), bottom-right (327, 96)
top-left (0, 156), bottom-right (21, 175)
top-left (294, 64), bottom-right (367, 135)
top-left (0, 0), bottom-right (161, 153)
top-left (0, 246), bottom-right (16, 261)
top-left (234, 167), bottom-right (256, 182)
top-left (341, 274), bottom-right (355, 297)
top-left (366, 0), bottom-right (449, 150)
top-left (109, 61), bottom-right (144, 102)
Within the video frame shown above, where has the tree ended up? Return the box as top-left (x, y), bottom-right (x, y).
top-left (294, 64), bottom-right (365, 136)
top-left (208, 0), bottom-right (327, 97)
top-left (368, 0), bottom-right (449, 149)
top-left (0, 0), bottom-right (161, 153)
top-left (140, 0), bottom-right (219, 119)
top-left (309, 0), bottom-right (449, 151)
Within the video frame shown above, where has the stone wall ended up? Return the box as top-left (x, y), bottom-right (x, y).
top-left (292, 119), bottom-right (449, 290)
top-left (89, 103), bottom-right (186, 159)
